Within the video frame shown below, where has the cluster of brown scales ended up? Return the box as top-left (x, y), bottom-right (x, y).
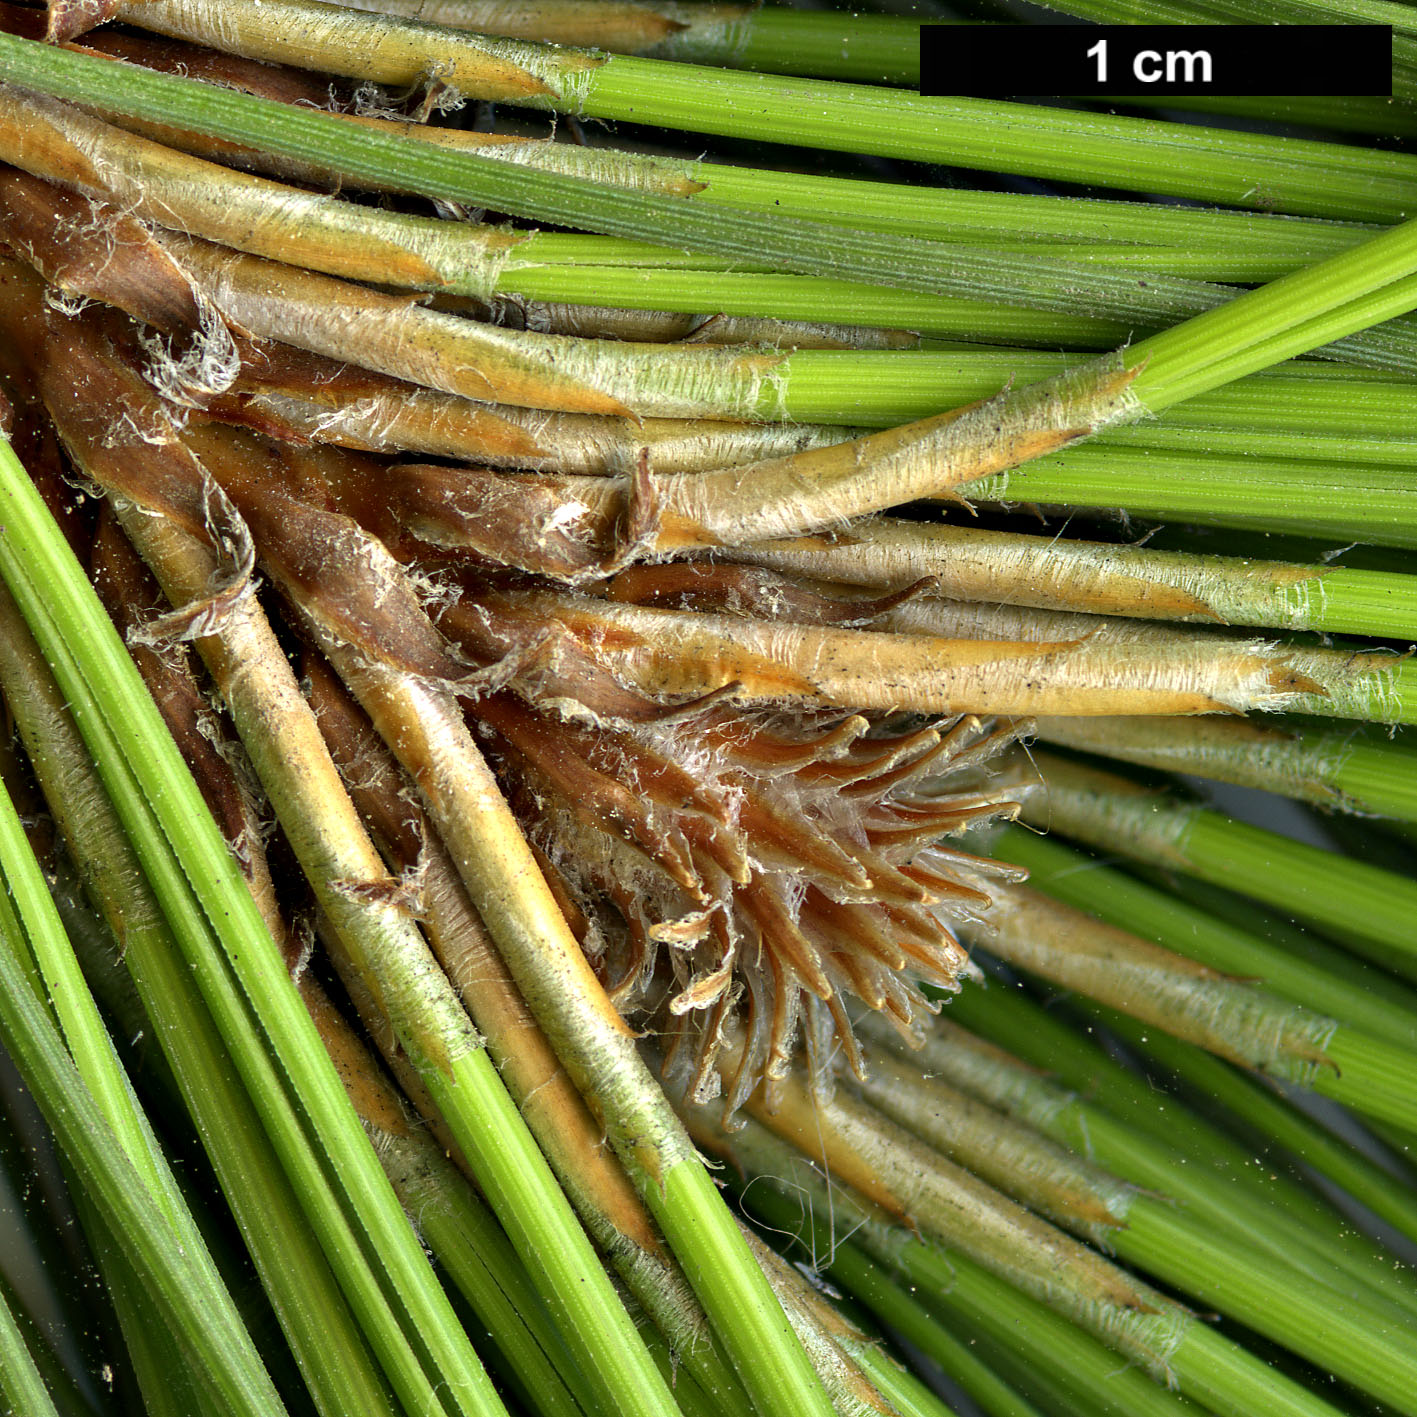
top-left (469, 680), bottom-right (1022, 1113)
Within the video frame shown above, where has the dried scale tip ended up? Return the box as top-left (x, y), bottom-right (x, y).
top-left (470, 691), bottom-right (1026, 1119)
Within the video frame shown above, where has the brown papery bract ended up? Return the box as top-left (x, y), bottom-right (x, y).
top-left (111, 0), bottom-right (593, 100)
top-left (379, 366), bottom-right (1142, 577)
top-left (226, 366), bottom-right (849, 473)
top-left (961, 879), bottom-right (1339, 1083)
top-left (0, 174), bottom-right (209, 343)
top-left (0, 87), bottom-right (527, 296)
top-left (727, 515), bottom-right (1332, 628)
top-left (327, 0), bottom-right (746, 54)
top-left (463, 589), bottom-right (1305, 717)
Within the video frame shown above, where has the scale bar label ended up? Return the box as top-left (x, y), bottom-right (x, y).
top-left (919, 25), bottom-right (1393, 97)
